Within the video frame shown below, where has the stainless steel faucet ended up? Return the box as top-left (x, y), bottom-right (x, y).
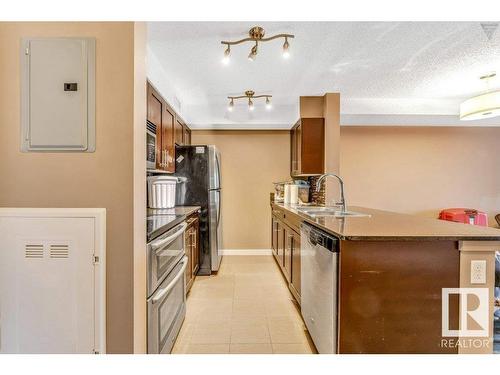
top-left (316, 173), bottom-right (346, 212)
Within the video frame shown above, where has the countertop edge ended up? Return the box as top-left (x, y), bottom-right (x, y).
top-left (271, 202), bottom-right (500, 241)
top-left (147, 206), bottom-right (201, 242)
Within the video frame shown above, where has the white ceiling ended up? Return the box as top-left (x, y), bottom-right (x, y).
top-left (147, 22), bottom-right (500, 129)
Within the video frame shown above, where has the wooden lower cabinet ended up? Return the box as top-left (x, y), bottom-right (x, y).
top-left (276, 221), bottom-right (285, 267)
top-left (271, 217), bottom-right (278, 257)
top-left (271, 207), bottom-right (301, 304)
top-left (290, 230), bottom-right (301, 303)
top-left (283, 226), bottom-right (293, 282)
top-left (185, 213), bottom-right (200, 292)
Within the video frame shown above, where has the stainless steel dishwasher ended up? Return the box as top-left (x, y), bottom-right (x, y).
top-left (301, 222), bottom-right (339, 354)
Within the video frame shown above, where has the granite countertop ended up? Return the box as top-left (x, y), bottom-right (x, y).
top-left (272, 202), bottom-right (500, 241)
top-left (147, 206), bottom-right (201, 242)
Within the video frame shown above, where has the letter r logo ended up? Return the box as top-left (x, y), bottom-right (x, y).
top-left (442, 288), bottom-right (489, 337)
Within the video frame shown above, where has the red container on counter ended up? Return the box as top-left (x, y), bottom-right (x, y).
top-left (439, 208), bottom-right (488, 226)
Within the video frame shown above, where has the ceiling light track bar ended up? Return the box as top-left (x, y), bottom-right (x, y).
top-left (227, 94), bottom-right (272, 100)
top-left (221, 26), bottom-right (294, 63)
top-left (221, 34), bottom-right (295, 46)
top-left (227, 90), bottom-right (273, 111)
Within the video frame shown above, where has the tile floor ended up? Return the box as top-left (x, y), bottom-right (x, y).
top-left (172, 255), bottom-right (316, 354)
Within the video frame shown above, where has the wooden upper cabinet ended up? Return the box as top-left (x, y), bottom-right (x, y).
top-left (147, 81), bottom-right (186, 172)
top-left (290, 118), bottom-right (324, 176)
top-left (162, 104), bottom-right (175, 172)
top-left (174, 118), bottom-right (184, 146)
top-left (183, 126), bottom-right (191, 145)
top-left (147, 88), bottom-right (162, 128)
top-left (147, 84), bottom-right (163, 170)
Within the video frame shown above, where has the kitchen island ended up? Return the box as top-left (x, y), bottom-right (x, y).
top-left (270, 202), bottom-right (500, 354)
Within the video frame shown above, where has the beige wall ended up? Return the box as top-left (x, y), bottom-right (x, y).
top-left (0, 22), bottom-right (140, 353)
top-left (192, 130), bottom-right (290, 249)
top-left (340, 127), bottom-right (500, 226)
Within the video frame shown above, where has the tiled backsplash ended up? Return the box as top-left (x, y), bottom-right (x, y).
top-left (308, 176), bottom-right (325, 206)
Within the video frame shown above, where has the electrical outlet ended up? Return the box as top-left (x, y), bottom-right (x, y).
top-left (470, 260), bottom-right (487, 284)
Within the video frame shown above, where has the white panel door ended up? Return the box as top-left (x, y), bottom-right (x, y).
top-left (0, 217), bottom-right (95, 353)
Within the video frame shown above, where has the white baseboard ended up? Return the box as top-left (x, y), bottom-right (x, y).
top-left (221, 249), bottom-right (272, 256)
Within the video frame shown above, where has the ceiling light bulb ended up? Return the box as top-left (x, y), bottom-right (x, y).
top-left (248, 98), bottom-right (254, 111)
top-left (248, 43), bottom-right (258, 61)
top-left (227, 99), bottom-right (234, 112)
top-left (265, 97), bottom-right (272, 110)
top-left (282, 38), bottom-right (290, 59)
top-left (222, 45), bottom-right (230, 65)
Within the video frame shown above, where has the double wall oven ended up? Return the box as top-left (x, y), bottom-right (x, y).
top-left (147, 221), bottom-right (187, 354)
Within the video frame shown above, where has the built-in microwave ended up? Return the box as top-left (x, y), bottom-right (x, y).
top-left (147, 121), bottom-right (157, 170)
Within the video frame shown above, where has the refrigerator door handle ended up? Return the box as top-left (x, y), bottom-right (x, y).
top-left (216, 153), bottom-right (221, 189)
top-left (217, 190), bottom-right (221, 227)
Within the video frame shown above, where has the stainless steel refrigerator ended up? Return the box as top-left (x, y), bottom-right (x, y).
top-left (174, 145), bottom-right (222, 275)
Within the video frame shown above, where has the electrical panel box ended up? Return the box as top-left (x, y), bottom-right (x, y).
top-left (21, 38), bottom-right (96, 152)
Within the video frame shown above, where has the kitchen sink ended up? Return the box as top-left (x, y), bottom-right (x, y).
top-left (296, 206), bottom-right (370, 218)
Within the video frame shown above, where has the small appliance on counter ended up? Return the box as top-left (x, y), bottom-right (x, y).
top-left (147, 176), bottom-right (178, 209)
top-left (295, 180), bottom-right (310, 204)
top-left (439, 208), bottom-right (488, 226)
top-left (273, 181), bottom-right (289, 203)
top-left (275, 180), bottom-right (310, 205)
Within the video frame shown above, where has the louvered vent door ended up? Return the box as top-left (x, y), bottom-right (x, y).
top-left (0, 216), bottom-right (96, 353)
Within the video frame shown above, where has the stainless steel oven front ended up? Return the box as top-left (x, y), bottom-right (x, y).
top-left (147, 255), bottom-right (188, 354)
top-left (147, 222), bottom-right (187, 297)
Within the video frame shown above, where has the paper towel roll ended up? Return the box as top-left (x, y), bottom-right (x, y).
top-left (289, 185), bottom-right (299, 205)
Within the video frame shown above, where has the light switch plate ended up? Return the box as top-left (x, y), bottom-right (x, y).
top-left (470, 260), bottom-right (487, 284)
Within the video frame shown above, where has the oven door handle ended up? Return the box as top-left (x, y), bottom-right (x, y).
top-left (151, 222), bottom-right (188, 253)
top-left (151, 257), bottom-right (188, 305)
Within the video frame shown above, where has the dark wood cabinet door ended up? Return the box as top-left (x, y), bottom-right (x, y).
top-left (290, 118), bottom-right (324, 176)
top-left (295, 123), bottom-right (302, 174)
top-left (185, 226), bottom-right (193, 291)
top-left (174, 118), bottom-right (184, 145)
top-left (271, 217), bottom-right (278, 256)
top-left (191, 217), bottom-right (199, 276)
top-left (183, 126), bottom-right (191, 145)
top-left (291, 230), bottom-right (301, 298)
top-left (290, 126), bottom-right (297, 175)
top-left (147, 85), bottom-right (163, 169)
top-left (147, 88), bottom-right (162, 128)
top-left (283, 226), bottom-right (292, 282)
top-left (277, 221), bottom-right (285, 266)
top-left (162, 105), bottom-right (175, 172)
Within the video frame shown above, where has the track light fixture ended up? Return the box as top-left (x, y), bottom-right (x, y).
top-left (282, 37), bottom-right (290, 59)
top-left (221, 26), bottom-right (294, 63)
top-left (227, 90), bottom-right (272, 111)
top-left (222, 45), bottom-right (231, 65)
top-left (248, 42), bottom-right (258, 61)
top-left (227, 98), bottom-right (234, 111)
top-left (265, 96), bottom-right (272, 110)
